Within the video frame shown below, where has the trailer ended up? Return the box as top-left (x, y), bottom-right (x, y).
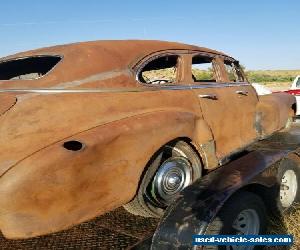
top-left (1, 124), bottom-right (300, 249)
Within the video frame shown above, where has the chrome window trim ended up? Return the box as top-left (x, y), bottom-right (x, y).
top-left (0, 83), bottom-right (251, 94)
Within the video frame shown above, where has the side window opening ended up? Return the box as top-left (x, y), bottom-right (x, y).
top-left (138, 55), bottom-right (178, 85)
top-left (192, 55), bottom-right (216, 82)
top-left (224, 60), bottom-right (245, 82)
top-left (0, 55), bottom-right (61, 80)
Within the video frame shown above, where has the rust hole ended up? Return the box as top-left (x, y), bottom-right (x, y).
top-left (63, 140), bottom-right (84, 151)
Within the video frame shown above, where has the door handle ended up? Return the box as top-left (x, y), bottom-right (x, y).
top-left (198, 94), bottom-right (218, 100)
top-left (236, 90), bottom-right (248, 96)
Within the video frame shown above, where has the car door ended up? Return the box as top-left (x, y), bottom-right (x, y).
top-left (189, 52), bottom-right (258, 160)
top-left (222, 58), bottom-right (259, 150)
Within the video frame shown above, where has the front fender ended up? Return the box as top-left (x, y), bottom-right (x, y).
top-left (256, 93), bottom-right (295, 136)
top-left (0, 110), bottom-right (205, 239)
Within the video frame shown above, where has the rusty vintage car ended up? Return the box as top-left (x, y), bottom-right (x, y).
top-left (0, 40), bottom-right (296, 239)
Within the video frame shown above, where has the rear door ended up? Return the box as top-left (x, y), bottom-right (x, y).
top-left (189, 53), bottom-right (258, 160)
top-left (222, 58), bottom-right (259, 149)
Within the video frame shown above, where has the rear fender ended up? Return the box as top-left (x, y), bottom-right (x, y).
top-left (0, 110), bottom-right (213, 239)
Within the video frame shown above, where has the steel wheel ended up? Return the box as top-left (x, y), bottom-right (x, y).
top-left (276, 157), bottom-right (300, 213)
top-left (226, 209), bottom-right (260, 250)
top-left (280, 169), bottom-right (298, 208)
top-left (205, 191), bottom-right (267, 250)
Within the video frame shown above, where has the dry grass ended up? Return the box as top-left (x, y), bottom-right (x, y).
top-left (247, 70), bottom-right (300, 77)
top-left (246, 70), bottom-right (300, 88)
top-left (267, 205), bottom-right (300, 249)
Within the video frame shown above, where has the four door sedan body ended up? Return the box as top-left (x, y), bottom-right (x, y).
top-left (0, 40), bottom-right (295, 238)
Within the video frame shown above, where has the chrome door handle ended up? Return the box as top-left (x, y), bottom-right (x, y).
top-left (236, 90), bottom-right (248, 96)
top-left (198, 94), bottom-right (218, 100)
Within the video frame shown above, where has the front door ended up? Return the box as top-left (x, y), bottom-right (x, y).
top-left (189, 53), bottom-right (258, 160)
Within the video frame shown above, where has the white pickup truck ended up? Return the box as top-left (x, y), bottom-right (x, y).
top-left (284, 76), bottom-right (300, 115)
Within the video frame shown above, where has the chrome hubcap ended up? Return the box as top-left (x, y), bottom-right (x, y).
top-left (228, 209), bottom-right (260, 250)
top-left (280, 170), bottom-right (298, 208)
top-left (150, 156), bottom-right (192, 206)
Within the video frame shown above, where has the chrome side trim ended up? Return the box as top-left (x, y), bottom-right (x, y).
top-left (198, 94), bottom-right (218, 99)
top-left (0, 83), bottom-right (251, 94)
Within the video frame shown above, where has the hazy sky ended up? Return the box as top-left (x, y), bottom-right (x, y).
top-left (0, 0), bottom-right (299, 70)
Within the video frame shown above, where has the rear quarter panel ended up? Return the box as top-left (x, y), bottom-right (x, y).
top-left (0, 88), bottom-right (213, 238)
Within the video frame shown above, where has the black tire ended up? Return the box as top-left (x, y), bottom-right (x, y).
top-left (123, 141), bottom-right (202, 217)
top-left (204, 191), bottom-right (267, 250)
top-left (276, 158), bottom-right (300, 213)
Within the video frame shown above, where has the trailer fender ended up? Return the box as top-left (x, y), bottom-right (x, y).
top-left (151, 149), bottom-right (288, 249)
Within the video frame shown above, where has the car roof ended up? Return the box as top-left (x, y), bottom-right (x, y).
top-left (1, 40), bottom-right (230, 65)
top-left (0, 40), bottom-right (234, 87)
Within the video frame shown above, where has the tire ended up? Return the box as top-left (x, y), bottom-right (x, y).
top-left (277, 159), bottom-right (300, 212)
top-left (123, 141), bottom-right (202, 217)
top-left (204, 191), bottom-right (267, 250)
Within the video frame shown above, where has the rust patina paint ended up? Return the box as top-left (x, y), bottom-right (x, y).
top-left (0, 93), bottom-right (16, 115)
top-left (0, 40), bottom-right (295, 238)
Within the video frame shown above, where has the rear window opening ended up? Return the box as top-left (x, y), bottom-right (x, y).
top-left (0, 55), bottom-right (62, 80)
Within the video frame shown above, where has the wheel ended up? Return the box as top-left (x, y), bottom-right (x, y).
top-left (204, 191), bottom-right (267, 250)
top-left (277, 159), bottom-right (300, 212)
top-left (123, 141), bottom-right (202, 217)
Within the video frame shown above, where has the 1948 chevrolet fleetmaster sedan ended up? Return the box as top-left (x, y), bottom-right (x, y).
top-left (0, 40), bottom-right (296, 239)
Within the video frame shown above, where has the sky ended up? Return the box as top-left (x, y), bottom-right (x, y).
top-left (0, 0), bottom-right (299, 70)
